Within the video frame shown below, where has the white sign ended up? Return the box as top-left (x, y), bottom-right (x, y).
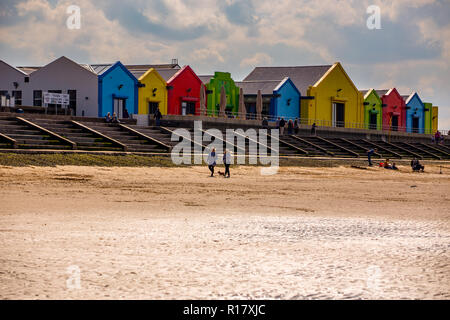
top-left (43, 92), bottom-right (70, 106)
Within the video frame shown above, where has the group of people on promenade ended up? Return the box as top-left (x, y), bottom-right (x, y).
top-left (105, 112), bottom-right (120, 124)
top-left (262, 117), bottom-right (317, 136)
top-left (367, 148), bottom-right (425, 172)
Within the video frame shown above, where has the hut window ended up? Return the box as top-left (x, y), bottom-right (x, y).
top-left (68, 90), bottom-right (77, 114)
top-left (33, 90), bottom-right (42, 106)
top-left (12, 90), bottom-right (22, 106)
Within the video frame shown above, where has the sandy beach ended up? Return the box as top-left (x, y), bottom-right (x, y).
top-left (0, 164), bottom-right (449, 299)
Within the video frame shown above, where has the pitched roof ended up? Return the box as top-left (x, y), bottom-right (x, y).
top-left (235, 79), bottom-right (286, 95)
top-left (375, 89), bottom-right (389, 97)
top-left (243, 65), bottom-right (332, 95)
top-left (0, 60), bottom-right (29, 76)
top-left (89, 64), bottom-right (113, 75)
top-left (126, 63), bottom-right (180, 70)
top-left (16, 66), bottom-right (40, 75)
top-left (155, 68), bottom-right (179, 81)
top-left (198, 75), bottom-right (214, 84)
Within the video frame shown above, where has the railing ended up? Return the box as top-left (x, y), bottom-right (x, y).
top-left (180, 109), bottom-right (449, 136)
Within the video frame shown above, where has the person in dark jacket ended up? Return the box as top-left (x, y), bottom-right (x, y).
top-left (262, 117), bottom-right (268, 130)
top-left (154, 107), bottom-right (162, 126)
top-left (294, 118), bottom-right (299, 134)
top-left (207, 148), bottom-right (217, 177)
top-left (223, 149), bottom-right (231, 178)
top-left (367, 148), bottom-right (377, 167)
top-left (279, 118), bottom-right (286, 135)
top-left (287, 119), bottom-right (294, 134)
top-left (411, 158), bottom-right (424, 172)
top-left (311, 122), bottom-right (317, 136)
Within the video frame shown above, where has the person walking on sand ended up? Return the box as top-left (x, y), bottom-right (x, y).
top-left (207, 148), bottom-right (217, 177)
top-left (223, 149), bottom-right (231, 178)
top-left (367, 148), bottom-right (377, 167)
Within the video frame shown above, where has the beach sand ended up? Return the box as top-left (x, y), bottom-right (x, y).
top-left (0, 164), bottom-right (449, 299)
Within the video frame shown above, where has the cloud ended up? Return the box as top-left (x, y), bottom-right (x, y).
top-left (240, 53), bottom-right (272, 67)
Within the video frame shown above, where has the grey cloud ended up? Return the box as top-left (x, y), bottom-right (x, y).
top-left (94, 0), bottom-right (210, 41)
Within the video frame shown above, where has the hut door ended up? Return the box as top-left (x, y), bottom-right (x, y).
top-left (181, 102), bottom-right (187, 115)
top-left (148, 102), bottom-right (158, 115)
top-left (391, 115), bottom-right (399, 131)
top-left (187, 102), bottom-right (196, 115)
top-left (332, 102), bottom-right (345, 127)
top-left (113, 98), bottom-right (125, 118)
top-left (412, 117), bottom-right (419, 133)
top-left (369, 113), bottom-right (378, 130)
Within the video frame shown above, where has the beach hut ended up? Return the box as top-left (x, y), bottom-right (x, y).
top-left (432, 106), bottom-right (439, 134)
top-left (376, 88), bottom-right (406, 132)
top-left (127, 67), bottom-right (169, 116)
top-left (163, 66), bottom-right (203, 116)
top-left (244, 63), bottom-right (364, 128)
top-left (202, 72), bottom-right (239, 117)
top-left (402, 92), bottom-right (425, 134)
top-left (92, 61), bottom-right (138, 118)
top-left (235, 77), bottom-right (300, 121)
top-left (23, 56), bottom-right (99, 117)
top-left (0, 60), bottom-right (30, 107)
top-left (423, 102), bottom-right (433, 134)
top-left (360, 89), bottom-right (382, 130)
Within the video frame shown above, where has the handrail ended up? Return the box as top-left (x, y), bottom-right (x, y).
top-left (382, 140), bottom-right (422, 159)
top-left (362, 139), bottom-right (403, 159)
top-left (16, 117), bottom-right (77, 149)
top-left (0, 132), bottom-right (17, 149)
top-left (119, 124), bottom-right (172, 151)
top-left (233, 130), bottom-right (277, 154)
top-left (340, 138), bottom-right (382, 158)
top-left (71, 121), bottom-right (127, 151)
top-left (289, 135), bottom-right (334, 156)
top-left (399, 142), bottom-right (441, 160)
top-left (315, 136), bottom-right (359, 158)
top-left (159, 126), bottom-right (205, 150)
top-left (201, 129), bottom-right (246, 153)
top-left (267, 134), bottom-right (309, 155)
top-left (420, 143), bottom-right (450, 157)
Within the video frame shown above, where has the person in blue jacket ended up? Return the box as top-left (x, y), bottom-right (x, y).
top-left (207, 148), bottom-right (217, 177)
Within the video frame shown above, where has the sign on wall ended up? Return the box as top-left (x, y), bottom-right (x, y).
top-left (43, 92), bottom-right (70, 106)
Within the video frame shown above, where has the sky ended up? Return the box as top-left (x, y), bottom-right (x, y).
top-left (0, 0), bottom-right (449, 129)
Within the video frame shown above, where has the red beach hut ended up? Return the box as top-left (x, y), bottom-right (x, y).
top-left (376, 88), bottom-right (406, 132)
top-left (166, 65), bottom-right (203, 116)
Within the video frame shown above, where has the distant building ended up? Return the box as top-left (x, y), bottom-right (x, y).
top-left (236, 77), bottom-right (300, 121)
top-left (0, 60), bottom-right (30, 107)
top-left (423, 102), bottom-right (433, 134)
top-left (402, 92), bottom-right (425, 134)
top-left (165, 66), bottom-right (203, 116)
top-left (91, 61), bottom-right (138, 118)
top-left (360, 89), bottom-right (382, 130)
top-left (244, 63), bottom-right (364, 128)
top-left (377, 88), bottom-right (406, 132)
top-left (202, 72), bottom-right (240, 117)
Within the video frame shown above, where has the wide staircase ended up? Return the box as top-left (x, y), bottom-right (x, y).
top-left (31, 119), bottom-right (123, 152)
top-left (0, 117), bottom-right (73, 150)
top-left (1, 115), bottom-right (450, 161)
top-left (80, 122), bottom-right (170, 153)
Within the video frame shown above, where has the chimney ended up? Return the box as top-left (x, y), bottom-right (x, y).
top-left (171, 58), bottom-right (178, 66)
